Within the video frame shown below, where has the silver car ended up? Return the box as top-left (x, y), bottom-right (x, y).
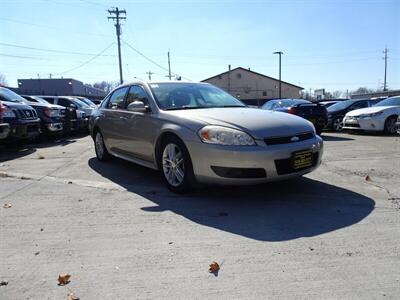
top-left (90, 81), bottom-right (323, 192)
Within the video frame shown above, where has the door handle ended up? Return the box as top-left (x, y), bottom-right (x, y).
top-left (119, 116), bottom-right (127, 121)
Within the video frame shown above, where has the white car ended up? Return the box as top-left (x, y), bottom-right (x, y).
top-left (343, 96), bottom-right (400, 134)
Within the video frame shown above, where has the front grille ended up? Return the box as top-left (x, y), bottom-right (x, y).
top-left (211, 166), bottom-right (266, 178)
top-left (344, 123), bottom-right (360, 128)
top-left (16, 109), bottom-right (37, 120)
top-left (264, 132), bottom-right (314, 146)
top-left (275, 152), bottom-right (319, 175)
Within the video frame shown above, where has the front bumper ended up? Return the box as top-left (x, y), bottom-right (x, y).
top-left (186, 136), bottom-right (323, 185)
top-left (0, 123), bottom-right (10, 140)
top-left (43, 122), bottom-right (64, 133)
top-left (7, 120), bottom-right (41, 140)
top-left (343, 116), bottom-right (385, 131)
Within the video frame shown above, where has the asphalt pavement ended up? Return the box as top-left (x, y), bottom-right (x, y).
top-left (0, 132), bottom-right (399, 299)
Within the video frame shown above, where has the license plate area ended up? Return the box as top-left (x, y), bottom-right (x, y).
top-left (292, 150), bottom-right (313, 169)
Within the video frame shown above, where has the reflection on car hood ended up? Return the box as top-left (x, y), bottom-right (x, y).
top-left (27, 102), bottom-right (64, 109)
top-left (346, 106), bottom-right (398, 116)
top-left (164, 107), bottom-right (314, 139)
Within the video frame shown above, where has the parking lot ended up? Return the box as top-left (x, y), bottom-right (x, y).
top-left (1, 132), bottom-right (399, 299)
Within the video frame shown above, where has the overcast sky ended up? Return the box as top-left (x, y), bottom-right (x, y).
top-left (1, 0), bottom-right (399, 93)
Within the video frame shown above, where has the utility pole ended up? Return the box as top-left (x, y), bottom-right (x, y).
top-left (228, 64), bottom-right (231, 93)
top-left (273, 51), bottom-right (283, 99)
top-left (146, 71), bottom-right (154, 81)
top-left (383, 47), bottom-right (388, 91)
top-left (167, 51), bottom-right (172, 80)
top-left (108, 7), bottom-right (126, 85)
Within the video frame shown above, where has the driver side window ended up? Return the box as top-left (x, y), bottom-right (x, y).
top-left (125, 85), bottom-right (149, 108)
top-left (107, 87), bottom-right (128, 109)
top-left (351, 101), bottom-right (368, 110)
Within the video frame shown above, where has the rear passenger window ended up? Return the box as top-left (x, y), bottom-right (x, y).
top-left (43, 97), bottom-right (54, 104)
top-left (58, 98), bottom-right (72, 107)
top-left (107, 87), bottom-right (128, 109)
top-left (351, 101), bottom-right (368, 110)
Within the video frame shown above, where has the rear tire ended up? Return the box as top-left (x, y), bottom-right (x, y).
top-left (94, 130), bottom-right (110, 161)
top-left (158, 135), bottom-right (195, 193)
top-left (384, 116), bottom-right (397, 134)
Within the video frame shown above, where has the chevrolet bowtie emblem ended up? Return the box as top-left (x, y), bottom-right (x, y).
top-left (290, 136), bottom-right (299, 142)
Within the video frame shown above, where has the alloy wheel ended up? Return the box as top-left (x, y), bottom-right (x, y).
top-left (162, 143), bottom-right (185, 187)
top-left (333, 118), bottom-right (343, 131)
top-left (385, 117), bottom-right (397, 134)
top-left (95, 132), bottom-right (105, 158)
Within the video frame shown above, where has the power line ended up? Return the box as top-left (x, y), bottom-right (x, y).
top-left (123, 41), bottom-right (191, 81)
top-left (0, 53), bottom-right (46, 60)
top-left (54, 42), bottom-right (115, 75)
top-left (0, 42), bottom-right (116, 57)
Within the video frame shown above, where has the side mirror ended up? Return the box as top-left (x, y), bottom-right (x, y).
top-left (69, 103), bottom-right (77, 109)
top-left (127, 101), bottom-right (148, 113)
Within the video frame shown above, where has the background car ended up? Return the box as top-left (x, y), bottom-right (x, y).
top-left (326, 99), bottom-right (379, 132)
top-left (14, 94), bottom-right (66, 137)
top-left (261, 99), bottom-right (327, 134)
top-left (319, 100), bottom-right (340, 108)
top-left (90, 81), bottom-right (323, 192)
top-left (343, 96), bottom-right (400, 134)
top-left (396, 115), bottom-right (400, 135)
top-left (0, 89), bottom-right (41, 142)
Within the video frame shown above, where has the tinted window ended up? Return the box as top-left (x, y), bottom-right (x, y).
top-left (42, 97), bottom-right (55, 104)
top-left (350, 101), bottom-right (368, 110)
top-left (107, 87), bottom-right (128, 109)
top-left (125, 85), bottom-right (149, 108)
top-left (58, 98), bottom-right (73, 107)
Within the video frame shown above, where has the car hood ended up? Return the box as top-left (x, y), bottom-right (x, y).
top-left (346, 106), bottom-right (398, 116)
top-left (2, 101), bottom-right (35, 110)
top-left (27, 102), bottom-right (64, 110)
top-left (163, 107), bottom-right (314, 139)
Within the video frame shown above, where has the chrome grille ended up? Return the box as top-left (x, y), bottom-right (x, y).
top-left (264, 132), bottom-right (314, 146)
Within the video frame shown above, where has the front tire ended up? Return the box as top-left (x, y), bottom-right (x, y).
top-left (384, 116), bottom-right (397, 134)
top-left (333, 117), bottom-right (343, 132)
top-left (94, 130), bottom-right (110, 161)
top-left (158, 136), bottom-right (195, 193)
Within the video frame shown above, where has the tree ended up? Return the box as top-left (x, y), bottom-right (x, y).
top-left (331, 90), bottom-right (343, 98)
top-left (351, 87), bottom-right (376, 95)
top-left (0, 73), bottom-right (8, 86)
top-left (88, 81), bottom-right (119, 93)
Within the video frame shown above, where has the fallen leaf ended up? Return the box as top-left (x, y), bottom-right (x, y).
top-left (0, 280), bottom-right (8, 286)
top-left (34, 251), bottom-right (40, 256)
top-left (38, 155), bottom-right (45, 159)
top-left (67, 181), bottom-right (72, 184)
top-left (57, 273), bottom-right (71, 285)
top-left (3, 203), bottom-right (12, 209)
top-left (208, 261), bottom-right (220, 274)
top-left (365, 175), bottom-right (371, 181)
top-left (67, 292), bottom-right (80, 300)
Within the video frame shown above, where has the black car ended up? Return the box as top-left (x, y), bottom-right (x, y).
top-left (396, 115), bottom-right (400, 135)
top-left (326, 99), bottom-right (379, 132)
top-left (0, 90), bottom-right (40, 142)
top-left (261, 99), bottom-right (328, 134)
top-left (0, 102), bottom-right (11, 140)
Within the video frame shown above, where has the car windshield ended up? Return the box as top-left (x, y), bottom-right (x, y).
top-left (72, 98), bottom-right (90, 108)
top-left (327, 100), bottom-right (354, 111)
top-left (79, 97), bottom-right (96, 107)
top-left (373, 96), bottom-right (400, 107)
top-left (0, 87), bottom-right (29, 104)
top-left (149, 82), bottom-right (245, 110)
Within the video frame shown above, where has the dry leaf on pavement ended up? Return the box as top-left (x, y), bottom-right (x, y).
top-left (67, 292), bottom-right (80, 300)
top-left (3, 203), bottom-right (12, 209)
top-left (209, 261), bottom-right (220, 273)
top-left (365, 175), bottom-right (371, 181)
top-left (57, 273), bottom-right (71, 285)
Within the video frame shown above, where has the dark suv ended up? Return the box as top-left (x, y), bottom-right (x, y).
top-left (0, 88), bottom-right (40, 141)
top-left (326, 99), bottom-right (379, 131)
top-left (0, 102), bottom-right (11, 140)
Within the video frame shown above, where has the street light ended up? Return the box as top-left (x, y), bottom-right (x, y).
top-left (273, 51), bottom-right (283, 99)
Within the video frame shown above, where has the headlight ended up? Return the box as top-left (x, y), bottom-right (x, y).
top-left (44, 109), bottom-right (61, 117)
top-left (359, 111), bottom-right (383, 118)
top-left (1, 107), bottom-right (16, 118)
top-left (198, 125), bottom-right (256, 146)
